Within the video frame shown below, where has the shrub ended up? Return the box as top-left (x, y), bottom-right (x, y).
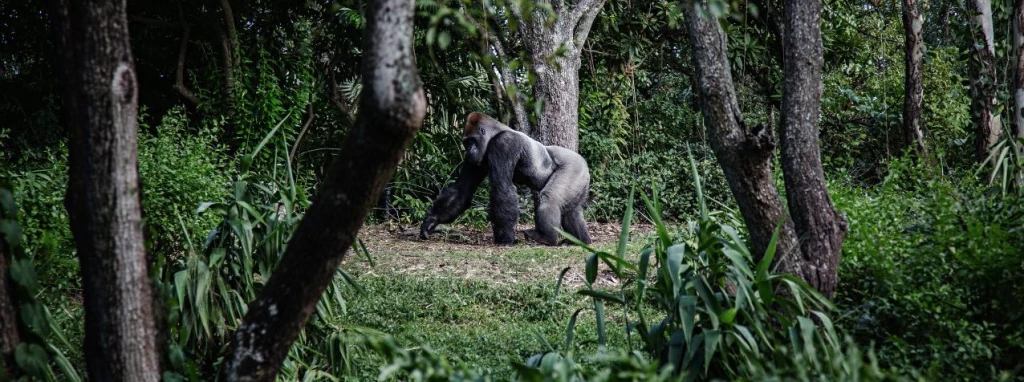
top-left (137, 106), bottom-right (232, 255)
top-left (834, 158), bottom-right (1024, 380)
top-left (4, 147), bottom-right (77, 293)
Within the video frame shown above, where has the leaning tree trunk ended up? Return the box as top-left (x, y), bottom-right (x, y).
top-left (52, 0), bottom-right (161, 379)
top-left (683, 0), bottom-right (799, 265)
top-left (511, 0), bottom-right (607, 151)
top-left (219, 0), bottom-right (426, 379)
top-left (968, 0), bottom-right (1001, 161)
top-left (779, 0), bottom-right (848, 298)
top-left (902, 0), bottom-right (927, 155)
top-left (1013, 0), bottom-right (1024, 138)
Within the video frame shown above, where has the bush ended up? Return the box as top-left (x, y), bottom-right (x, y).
top-left (137, 106), bottom-right (232, 255)
top-left (834, 159), bottom-right (1024, 380)
top-left (5, 147), bottom-right (77, 293)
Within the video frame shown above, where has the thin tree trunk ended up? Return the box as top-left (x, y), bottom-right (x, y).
top-left (0, 204), bottom-right (18, 375)
top-left (968, 0), bottom-right (1001, 161)
top-left (683, 0), bottom-right (799, 264)
top-left (780, 0), bottom-right (848, 298)
top-left (219, 0), bottom-right (426, 379)
top-left (1013, 0), bottom-right (1024, 138)
top-left (174, 24), bottom-right (200, 106)
top-left (511, 0), bottom-right (608, 151)
top-left (902, 0), bottom-right (927, 155)
top-left (52, 0), bottom-right (161, 379)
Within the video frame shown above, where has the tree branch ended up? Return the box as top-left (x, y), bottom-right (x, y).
top-left (217, 30), bottom-right (236, 104)
top-left (289, 103), bottom-right (315, 166)
top-left (573, 0), bottom-right (607, 55)
top-left (219, 0), bottom-right (426, 378)
top-left (461, 3), bottom-right (530, 131)
top-left (128, 15), bottom-right (178, 28)
top-left (173, 24), bottom-right (200, 105)
top-left (220, 0), bottom-right (239, 57)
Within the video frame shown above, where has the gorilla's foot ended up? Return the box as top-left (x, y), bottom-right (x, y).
top-left (524, 228), bottom-right (559, 246)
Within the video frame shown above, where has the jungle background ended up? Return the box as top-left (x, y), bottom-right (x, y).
top-left (1, 0), bottom-right (1023, 380)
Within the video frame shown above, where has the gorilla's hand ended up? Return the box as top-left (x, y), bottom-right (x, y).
top-left (420, 216), bottom-right (438, 240)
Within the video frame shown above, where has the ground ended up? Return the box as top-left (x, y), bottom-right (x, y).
top-left (328, 222), bottom-right (659, 378)
top-left (347, 222), bottom-right (656, 287)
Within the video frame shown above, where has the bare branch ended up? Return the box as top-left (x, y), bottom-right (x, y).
top-left (173, 24), bottom-right (200, 105)
top-left (289, 103), bottom-right (316, 166)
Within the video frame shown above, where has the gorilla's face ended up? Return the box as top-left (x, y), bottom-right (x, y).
top-left (464, 136), bottom-right (485, 165)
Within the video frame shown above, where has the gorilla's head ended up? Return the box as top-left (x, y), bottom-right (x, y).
top-left (462, 112), bottom-right (509, 165)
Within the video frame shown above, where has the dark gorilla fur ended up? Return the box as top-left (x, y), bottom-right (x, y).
top-left (420, 112), bottom-right (592, 246)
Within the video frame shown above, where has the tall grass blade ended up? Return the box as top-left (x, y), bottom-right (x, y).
top-left (616, 186), bottom-right (635, 260)
top-left (563, 308), bottom-right (585, 352)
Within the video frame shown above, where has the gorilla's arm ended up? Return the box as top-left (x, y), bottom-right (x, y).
top-left (420, 161), bottom-right (487, 239)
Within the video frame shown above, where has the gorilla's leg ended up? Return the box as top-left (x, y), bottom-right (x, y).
top-left (525, 194), bottom-right (562, 245)
top-left (561, 207), bottom-right (591, 244)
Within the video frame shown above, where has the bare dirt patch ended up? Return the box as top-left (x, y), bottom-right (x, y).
top-left (346, 222), bottom-right (655, 288)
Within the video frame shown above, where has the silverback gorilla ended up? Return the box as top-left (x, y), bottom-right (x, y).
top-left (419, 112), bottom-right (592, 246)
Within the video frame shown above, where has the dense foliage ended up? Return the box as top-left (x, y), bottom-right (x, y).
top-left (2, 0), bottom-right (1024, 380)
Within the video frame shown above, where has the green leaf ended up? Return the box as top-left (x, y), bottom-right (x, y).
top-left (718, 307), bottom-right (738, 325)
top-left (563, 308), bottom-right (584, 351)
top-left (577, 289), bottom-right (625, 304)
top-left (594, 299), bottom-right (607, 347)
top-left (616, 186), bottom-right (635, 260)
top-left (597, 251), bottom-right (638, 274)
top-left (585, 252), bottom-right (598, 285)
top-left (0, 188), bottom-right (15, 216)
top-left (686, 144), bottom-right (708, 220)
top-left (666, 244), bottom-right (685, 296)
top-left (679, 295), bottom-right (696, 342)
top-left (704, 329), bottom-right (721, 372)
top-left (14, 343), bottom-right (49, 378)
top-left (553, 267), bottom-right (571, 299)
top-left (437, 31), bottom-right (451, 49)
top-left (756, 220), bottom-right (785, 281)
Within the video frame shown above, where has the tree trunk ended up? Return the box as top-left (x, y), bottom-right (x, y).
top-left (780, 0), bottom-right (848, 298)
top-left (0, 203), bottom-right (18, 375)
top-left (1013, 0), bottom-right (1024, 138)
top-left (968, 0), bottom-right (1001, 161)
top-left (512, 0), bottom-right (607, 151)
top-left (683, 1), bottom-right (799, 265)
top-left (902, 0), bottom-right (927, 155)
top-left (52, 0), bottom-right (161, 380)
top-left (219, 0), bottom-right (426, 379)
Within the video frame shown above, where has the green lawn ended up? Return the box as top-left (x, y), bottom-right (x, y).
top-left (324, 223), bottom-right (655, 378)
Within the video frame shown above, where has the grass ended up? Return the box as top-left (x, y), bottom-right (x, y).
top-left (321, 223), bottom-right (656, 379)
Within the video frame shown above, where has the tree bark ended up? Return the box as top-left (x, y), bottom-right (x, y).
top-left (218, 0), bottom-right (426, 379)
top-left (902, 0), bottom-right (927, 155)
top-left (511, 0), bottom-right (608, 151)
top-left (52, 0), bottom-right (161, 380)
top-left (174, 24), bottom-right (200, 106)
top-left (968, 0), bottom-right (1001, 161)
top-left (0, 202), bottom-right (18, 375)
top-left (683, 1), bottom-right (799, 265)
top-left (1013, 0), bottom-right (1024, 138)
top-left (780, 0), bottom-right (848, 298)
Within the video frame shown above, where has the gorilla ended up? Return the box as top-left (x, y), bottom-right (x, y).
top-left (419, 112), bottom-right (592, 246)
